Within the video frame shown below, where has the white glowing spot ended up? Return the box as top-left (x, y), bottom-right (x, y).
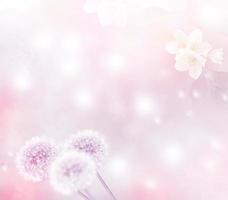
top-left (1, 164), bottom-right (8, 172)
top-left (7, 152), bottom-right (14, 157)
top-left (222, 94), bottom-right (228, 102)
top-left (32, 32), bottom-right (53, 49)
top-left (192, 90), bottom-right (200, 99)
top-left (73, 89), bottom-right (94, 110)
top-left (105, 54), bottom-right (125, 72)
top-left (203, 159), bottom-right (218, 172)
top-left (154, 117), bottom-right (162, 125)
top-left (177, 90), bottom-right (186, 99)
top-left (134, 94), bottom-right (157, 115)
top-left (162, 144), bottom-right (184, 166)
top-left (61, 34), bottom-right (82, 54)
top-left (60, 60), bottom-right (81, 77)
top-left (210, 139), bottom-right (222, 151)
top-left (12, 72), bottom-right (31, 92)
top-left (144, 179), bottom-right (158, 190)
top-left (108, 157), bottom-right (129, 177)
top-left (186, 110), bottom-right (194, 117)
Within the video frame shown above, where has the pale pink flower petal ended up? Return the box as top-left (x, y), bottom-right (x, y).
top-left (189, 66), bottom-right (203, 79)
top-left (175, 52), bottom-right (190, 71)
top-left (188, 54), bottom-right (206, 79)
top-left (189, 29), bottom-right (203, 45)
top-left (198, 42), bottom-right (212, 56)
top-left (175, 49), bottom-right (206, 79)
top-left (174, 30), bottom-right (188, 49)
top-left (174, 30), bottom-right (188, 43)
top-left (167, 29), bottom-right (223, 78)
top-left (188, 30), bottom-right (209, 55)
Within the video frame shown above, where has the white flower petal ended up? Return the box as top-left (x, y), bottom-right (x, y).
top-left (198, 42), bottom-right (212, 56)
top-left (168, 29), bottom-right (212, 79)
top-left (175, 51), bottom-right (190, 71)
top-left (174, 49), bottom-right (206, 79)
top-left (189, 29), bottom-right (203, 44)
top-left (209, 48), bottom-right (224, 64)
top-left (196, 55), bottom-right (207, 68)
top-left (188, 29), bottom-right (205, 53)
top-left (174, 30), bottom-right (187, 43)
top-left (166, 41), bottom-right (178, 54)
top-left (189, 66), bottom-right (203, 79)
top-left (172, 30), bottom-right (188, 49)
top-left (175, 62), bottom-right (189, 71)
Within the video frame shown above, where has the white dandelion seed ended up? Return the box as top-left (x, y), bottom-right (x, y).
top-left (64, 130), bottom-right (108, 168)
top-left (49, 151), bottom-right (96, 196)
top-left (16, 137), bottom-right (58, 182)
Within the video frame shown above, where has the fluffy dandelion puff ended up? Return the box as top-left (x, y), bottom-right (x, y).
top-left (64, 130), bottom-right (117, 199)
top-left (16, 137), bottom-right (58, 182)
top-left (49, 151), bottom-right (96, 195)
top-left (64, 130), bottom-right (108, 168)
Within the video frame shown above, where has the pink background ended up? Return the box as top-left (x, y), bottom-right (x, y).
top-left (0, 0), bottom-right (228, 199)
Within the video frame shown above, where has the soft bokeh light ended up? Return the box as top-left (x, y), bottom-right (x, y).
top-left (0, 0), bottom-right (228, 199)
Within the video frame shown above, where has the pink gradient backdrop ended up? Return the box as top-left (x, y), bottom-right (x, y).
top-left (0, 0), bottom-right (228, 199)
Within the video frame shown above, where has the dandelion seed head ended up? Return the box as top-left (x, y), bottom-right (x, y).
top-left (49, 152), bottom-right (96, 195)
top-left (64, 130), bottom-right (108, 168)
top-left (16, 137), bottom-right (58, 182)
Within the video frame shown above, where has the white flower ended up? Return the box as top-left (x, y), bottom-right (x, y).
top-left (175, 49), bottom-right (207, 79)
top-left (166, 30), bottom-right (188, 54)
top-left (49, 152), bottom-right (96, 195)
top-left (166, 29), bottom-right (211, 56)
top-left (209, 48), bottom-right (224, 64)
top-left (165, 29), bottom-right (224, 79)
top-left (84, 0), bottom-right (128, 26)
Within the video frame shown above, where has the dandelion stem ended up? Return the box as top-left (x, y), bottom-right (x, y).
top-left (84, 189), bottom-right (95, 200)
top-left (78, 191), bottom-right (91, 200)
top-left (97, 172), bottom-right (117, 200)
